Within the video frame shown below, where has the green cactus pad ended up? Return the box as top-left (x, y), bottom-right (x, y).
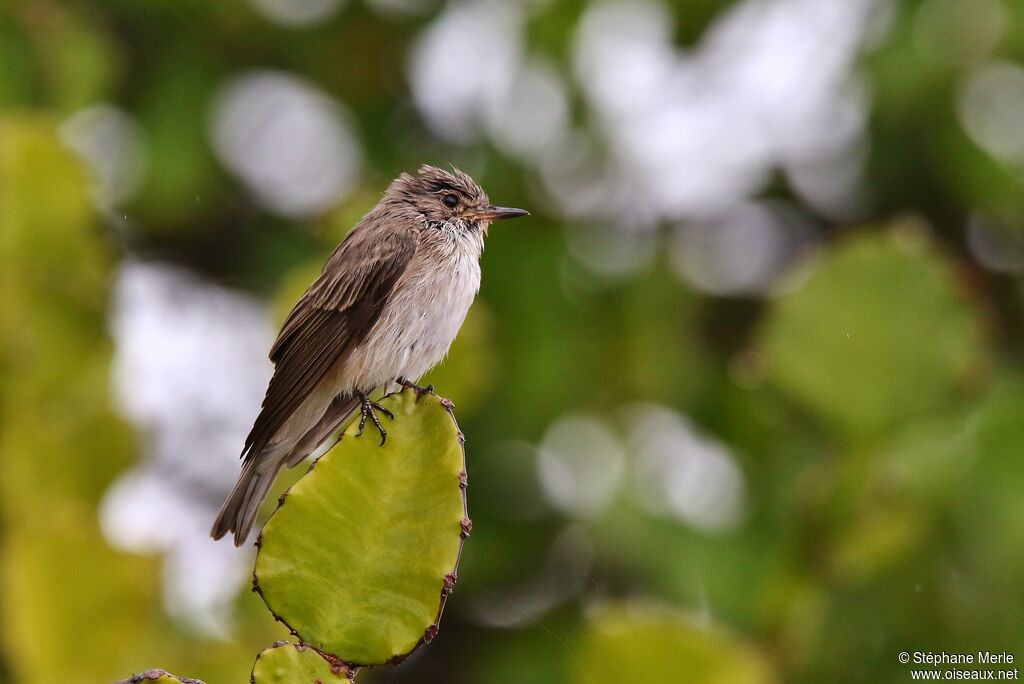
top-left (254, 389), bottom-right (469, 666)
top-left (251, 642), bottom-right (355, 683)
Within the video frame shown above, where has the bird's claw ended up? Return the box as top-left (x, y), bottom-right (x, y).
top-left (356, 393), bottom-right (394, 446)
top-left (397, 377), bottom-right (434, 399)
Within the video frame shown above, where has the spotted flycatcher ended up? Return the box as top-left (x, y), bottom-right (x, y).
top-left (211, 165), bottom-right (528, 546)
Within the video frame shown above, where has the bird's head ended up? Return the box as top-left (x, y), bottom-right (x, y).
top-left (387, 165), bottom-right (528, 232)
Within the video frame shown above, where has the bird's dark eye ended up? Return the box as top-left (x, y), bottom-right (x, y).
top-left (442, 194), bottom-right (459, 209)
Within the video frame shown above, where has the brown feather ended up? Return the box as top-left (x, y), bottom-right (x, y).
top-left (241, 221), bottom-right (418, 466)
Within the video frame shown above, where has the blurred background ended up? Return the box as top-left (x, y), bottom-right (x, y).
top-left (1, 0), bottom-right (1023, 682)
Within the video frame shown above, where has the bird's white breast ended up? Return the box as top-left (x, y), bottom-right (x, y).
top-left (338, 227), bottom-right (482, 390)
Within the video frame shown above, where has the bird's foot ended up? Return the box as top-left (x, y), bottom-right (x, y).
top-left (396, 377), bottom-right (434, 399)
top-left (356, 392), bottom-right (394, 446)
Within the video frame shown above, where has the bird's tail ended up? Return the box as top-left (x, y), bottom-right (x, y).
top-left (210, 454), bottom-right (283, 547)
top-left (211, 394), bottom-right (361, 546)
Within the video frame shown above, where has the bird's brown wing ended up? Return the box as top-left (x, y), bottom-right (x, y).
top-left (241, 223), bottom-right (418, 464)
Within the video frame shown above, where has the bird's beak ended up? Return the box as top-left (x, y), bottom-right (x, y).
top-left (470, 205), bottom-right (530, 221)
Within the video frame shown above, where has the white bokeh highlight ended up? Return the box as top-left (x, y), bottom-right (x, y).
top-left (958, 60), bottom-right (1024, 167)
top-left (566, 0), bottom-right (879, 223)
top-left (407, 0), bottom-right (887, 285)
top-left (101, 260), bottom-right (274, 635)
top-left (210, 71), bottom-right (362, 218)
top-left (534, 406), bottom-right (747, 532)
top-left (468, 524), bottom-right (594, 628)
top-left (248, 0), bottom-right (344, 27)
top-left (626, 404), bottom-right (747, 533)
top-left (536, 415), bottom-right (626, 517)
top-left (967, 212), bottom-right (1024, 275)
top-left (409, 1), bottom-right (525, 142)
top-left (364, 0), bottom-right (436, 18)
top-left (563, 221), bottom-right (660, 280)
top-left (59, 104), bottom-right (147, 208)
top-left (669, 201), bottom-right (814, 296)
top-left (484, 58), bottom-right (570, 160)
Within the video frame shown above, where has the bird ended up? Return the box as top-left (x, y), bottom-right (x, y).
top-left (211, 165), bottom-right (528, 546)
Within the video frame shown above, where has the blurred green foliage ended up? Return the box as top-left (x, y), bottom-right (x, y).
top-left (758, 226), bottom-right (986, 440)
top-left (1, 1), bottom-right (1023, 683)
top-left (0, 115), bottom-right (285, 684)
top-left (572, 604), bottom-right (774, 684)
top-left (0, 116), bottom-right (140, 682)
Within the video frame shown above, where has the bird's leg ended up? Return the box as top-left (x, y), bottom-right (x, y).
top-left (396, 376), bottom-right (434, 398)
top-left (355, 391), bottom-right (394, 446)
